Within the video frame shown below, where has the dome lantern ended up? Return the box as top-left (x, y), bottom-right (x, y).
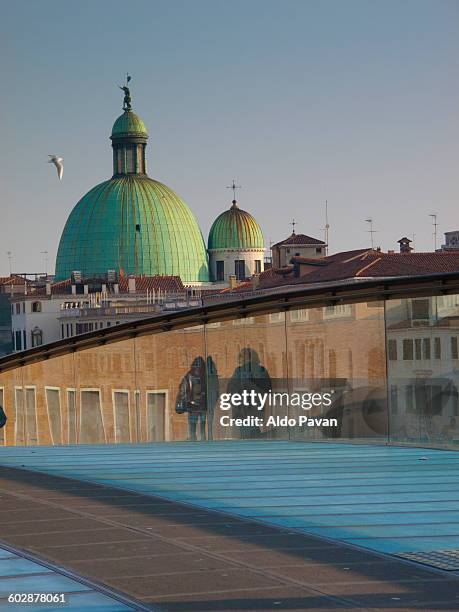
top-left (110, 78), bottom-right (148, 176)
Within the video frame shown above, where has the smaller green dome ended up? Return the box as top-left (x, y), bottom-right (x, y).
top-left (111, 110), bottom-right (148, 138)
top-left (208, 201), bottom-right (264, 250)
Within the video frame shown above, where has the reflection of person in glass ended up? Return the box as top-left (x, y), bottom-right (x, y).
top-left (227, 348), bottom-right (272, 438)
top-left (206, 356), bottom-right (219, 441)
top-left (176, 356), bottom-right (207, 441)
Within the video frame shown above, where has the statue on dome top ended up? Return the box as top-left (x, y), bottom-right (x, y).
top-left (119, 73), bottom-right (132, 111)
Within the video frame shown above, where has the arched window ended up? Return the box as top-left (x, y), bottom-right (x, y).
top-left (32, 302), bottom-right (42, 313)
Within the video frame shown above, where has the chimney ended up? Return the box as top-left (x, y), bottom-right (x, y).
top-left (128, 277), bottom-right (136, 293)
top-left (251, 274), bottom-right (260, 290)
top-left (46, 282), bottom-right (51, 295)
top-left (71, 285), bottom-right (76, 295)
top-left (229, 275), bottom-right (237, 290)
top-left (397, 237), bottom-right (413, 253)
top-left (114, 283), bottom-right (119, 294)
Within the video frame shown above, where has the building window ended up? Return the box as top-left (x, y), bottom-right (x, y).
top-left (411, 299), bottom-right (429, 321)
top-left (388, 339), bottom-right (397, 360)
top-left (235, 260), bottom-right (245, 280)
top-left (113, 391), bottom-right (131, 443)
top-left (15, 303), bottom-right (20, 315)
top-left (406, 385), bottom-right (415, 413)
top-left (323, 304), bottom-right (352, 319)
top-left (434, 337), bottom-right (441, 359)
top-left (137, 145), bottom-right (144, 173)
top-left (316, 247), bottom-right (322, 254)
top-left (254, 260), bottom-right (262, 274)
top-left (125, 147), bottom-right (134, 173)
top-left (80, 390), bottom-right (105, 444)
top-left (452, 337), bottom-right (458, 360)
top-left (390, 385), bottom-right (398, 415)
top-left (403, 339), bottom-right (413, 360)
top-left (233, 316), bottom-right (255, 326)
top-left (216, 260), bottom-right (224, 281)
top-left (415, 338), bottom-right (422, 360)
top-left (22, 330), bottom-right (26, 351)
top-left (67, 390), bottom-right (77, 444)
top-left (31, 302), bottom-right (42, 313)
top-left (422, 338), bottom-right (431, 360)
top-left (290, 308), bottom-right (309, 322)
top-left (45, 388), bottom-right (62, 445)
top-left (15, 331), bottom-right (22, 351)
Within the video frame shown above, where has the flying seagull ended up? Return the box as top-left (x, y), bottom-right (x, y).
top-left (48, 155), bottom-right (64, 180)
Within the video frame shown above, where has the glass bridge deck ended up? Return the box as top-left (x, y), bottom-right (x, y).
top-left (1, 441), bottom-right (459, 557)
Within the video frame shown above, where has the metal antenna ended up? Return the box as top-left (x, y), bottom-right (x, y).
top-left (41, 251), bottom-right (49, 276)
top-left (291, 218), bottom-right (296, 235)
top-left (365, 218), bottom-right (377, 249)
top-left (324, 200), bottom-right (330, 254)
top-left (411, 233), bottom-right (415, 251)
top-left (6, 251), bottom-right (12, 275)
top-left (429, 213), bottom-right (438, 251)
top-left (226, 180), bottom-right (241, 202)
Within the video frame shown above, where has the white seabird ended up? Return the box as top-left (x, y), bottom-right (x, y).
top-left (48, 155), bottom-right (64, 180)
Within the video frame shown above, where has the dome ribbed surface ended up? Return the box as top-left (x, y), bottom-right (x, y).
top-left (111, 111), bottom-right (147, 138)
top-left (208, 203), bottom-right (264, 250)
top-left (55, 177), bottom-right (209, 282)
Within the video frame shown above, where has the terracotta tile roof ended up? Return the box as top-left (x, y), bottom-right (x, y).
top-left (272, 233), bottom-right (326, 247)
top-left (0, 275), bottom-right (26, 286)
top-left (50, 279), bottom-right (72, 294)
top-left (224, 249), bottom-right (459, 293)
top-left (292, 251), bottom-right (459, 285)
top-left (118, 275), bottom-right (185, 293)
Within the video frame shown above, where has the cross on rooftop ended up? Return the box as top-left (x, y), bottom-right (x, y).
top-left (226, 180), bottom-right (241, 202)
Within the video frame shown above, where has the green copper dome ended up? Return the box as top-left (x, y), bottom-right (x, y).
top-left (55, 178), bottom-right (209, 282)
top-left (111, 111), bottom-right (147, 138)
top-left (208, 201), bottom-right (264, 250)
top-left (55, 91), bottom-right (209, 283)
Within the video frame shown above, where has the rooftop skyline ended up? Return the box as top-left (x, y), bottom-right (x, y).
top-left (1, 0), bottom-right (458, 276)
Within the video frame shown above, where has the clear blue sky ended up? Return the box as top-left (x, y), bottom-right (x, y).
top-left (1, 0), bottom-right (458, 275)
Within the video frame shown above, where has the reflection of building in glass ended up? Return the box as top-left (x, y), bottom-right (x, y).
top-left (386, 295), bottom-right (459, 444)
top-left (3, 276), bottom-right (459, 449)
